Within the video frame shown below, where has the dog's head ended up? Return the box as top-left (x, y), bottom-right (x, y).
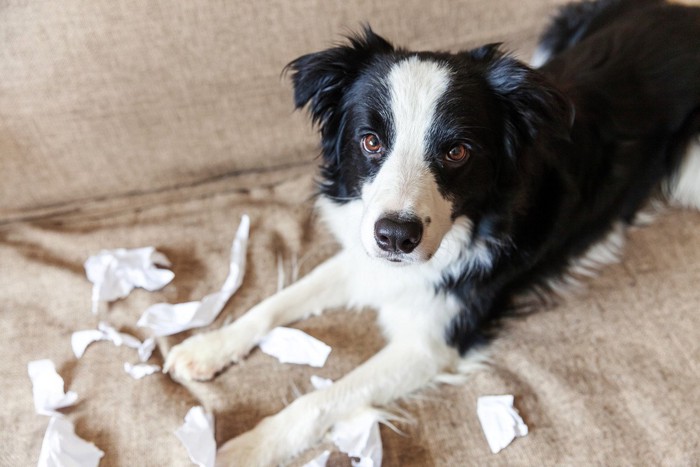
top-left (287, 28), bottom-right (570, 266)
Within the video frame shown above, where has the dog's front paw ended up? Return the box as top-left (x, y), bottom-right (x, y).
top-left (164, 331), bottom-right (237, 381)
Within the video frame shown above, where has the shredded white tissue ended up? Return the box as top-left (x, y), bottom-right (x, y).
top-left (71, 330), bottom-right (106, 359)
top-left (28, 359), bottom-right (79, 416)
top-left (37, 416), bottom-right (104, 467)
top-left (308, 378), bottom-right (383, 466)
top-left (330, 411), bottom-right (383, 467)
top-left (71, 322), bottom-right (143, 359)
top-left (303, 450), bottom-right (331, 467)
top-left (124, 362), bottom-right (161, 379)
top-left (138, 337), bottom-right (156, 362)
top-left (84, 246), bottom-right (174, 314)
top-left (258, 327), bottom-right (331, 367)
top-left (477, 395), bottom-right (529, 454)
top-left (310, 375), bottom-right (333, 390)
top-left (137, 215), bottom-right (250, 336)
top-left (175, 406), bottom-right (216, 467)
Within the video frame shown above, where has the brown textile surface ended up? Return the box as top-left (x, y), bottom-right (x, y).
top-left (1, 0), bottom-right (563, 222)
top-left (2, 0), bottom-right (699, 466)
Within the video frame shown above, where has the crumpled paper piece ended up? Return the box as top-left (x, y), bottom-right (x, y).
top-left (137, 215), bottom-right (250, 336)
top-left (175, 406), bottom-right (216, 467)
top-left (28, 359), bottom-right (79, 416)
top-left (72, 322), bottom-right (150, 360)
top-left (258, 327), bottom-right (331, 367)
top-left (124, 362), bottom-right (161, 379)
top-left (477, 395), bottom-right (528, 454)
top-left (38, 416), bottom-right (105, 467)
top-left (138, 337), bottom-right (156, 362)
top-left (330, 411), bottom-right (383, 467)
top-left (84, 246), bottom-right (174, 314)
top-left (307, 377), bottom-right (382, 467)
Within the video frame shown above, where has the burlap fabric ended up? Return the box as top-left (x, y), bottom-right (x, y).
top-left (2, 1), bottom-right (698, 465)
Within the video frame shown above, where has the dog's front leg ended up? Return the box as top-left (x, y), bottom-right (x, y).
top-left (215, 334), bottom-right (460, 466)
top-left (165, 252), bottom-right (354, 381)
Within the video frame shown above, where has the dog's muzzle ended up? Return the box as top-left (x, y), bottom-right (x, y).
top-left (374, 215), bottom-right (423, 254)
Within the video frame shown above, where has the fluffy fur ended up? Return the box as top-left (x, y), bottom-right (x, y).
top-left (164, 0), bottom-right (700, 464)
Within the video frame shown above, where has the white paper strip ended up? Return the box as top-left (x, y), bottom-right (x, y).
top-left (258, 327), bottom-right (331, 367)
top-left (37, 417), bottom-right (104, 467)
top-left (174, 406), bottom-right (216, 467)
top-left (138, 215), bottom-right (250, 336)
top-left (124, 362), bottom-right (161, 379)
top-left (138, 337), bottom-right (156, 362)
top-left (85, 247), bottom-right (174, 314)
top-left (477, 395), bottom-right (528, 454)
top-left (330, 411), bottom-right (382, 467)
top-left (28, 359), bottom-right (79, 416)
top-left (71, 330), bottom-right (106, 359)
top-left (71, 322), bottom-right (143, 359)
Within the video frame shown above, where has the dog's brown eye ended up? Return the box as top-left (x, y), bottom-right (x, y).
top-left (445, 144), bottom-right (470, 164)
top-left (361, 134), bottom-right (383, 156)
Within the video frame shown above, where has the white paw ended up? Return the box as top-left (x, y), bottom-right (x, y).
top-left (164, 331), bottom-right (239, 381)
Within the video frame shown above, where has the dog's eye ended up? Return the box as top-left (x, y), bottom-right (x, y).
top-left (445, 144), bottom-right (470, 164)
top-left (361, 134), bottom-right (383, 156)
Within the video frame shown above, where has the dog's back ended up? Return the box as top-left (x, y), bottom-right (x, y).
top-left (532, 0), bottom-right (663, 67)
top-left (535, 0), bottom-right (700, 214)
top-left (538, 0), bottom-right (700, 133)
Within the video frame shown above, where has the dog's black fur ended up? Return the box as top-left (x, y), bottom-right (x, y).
top-left (166, 1), bottom-right (700, 461)
top-left (288, 0), bottom-right (700, 354)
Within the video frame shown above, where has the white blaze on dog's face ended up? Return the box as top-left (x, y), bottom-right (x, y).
top-left (289, 30), bottom-right (568, 269)
top-left (359, 57), bottom-right (455, 263)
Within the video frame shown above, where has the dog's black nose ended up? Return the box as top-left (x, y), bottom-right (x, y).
top-left (374, 216), bottom-right (423, 254)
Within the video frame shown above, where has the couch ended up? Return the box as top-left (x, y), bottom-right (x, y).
top-left (2, 0), bottom-right (698, 465)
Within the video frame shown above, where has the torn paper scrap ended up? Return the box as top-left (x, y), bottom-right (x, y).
top-left (138, 337), bottom-right (156, 362)
top-left (38, 416), bottom-right (104, 467)
top-left (258, 327), bottom-right (331, 367)
top-left (310, 375), bottom-right (333, 390)
top-left (124, 362), bottom-right (161, 379)
top-left (71, 330), bottom-right (106, 359)
top-left (71, 322), bottom-right (143, 359)
top-left (330, 410), bottom-right (382, 467)
top-left (85, 246), bottom-right (174, 314)
top-left (477, 395), bottom-right (528, 454)
top-left (137, 215), bottom-right (250, 336)
top-left (175, 406), bottom-right (216, 467)
top-left (303, 450), bottom-right (331, 467)
top-left (28, 359), bottom-right (79, 416)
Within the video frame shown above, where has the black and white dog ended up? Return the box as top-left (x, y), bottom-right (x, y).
top-left (165, 0), bottom-right (700, 464)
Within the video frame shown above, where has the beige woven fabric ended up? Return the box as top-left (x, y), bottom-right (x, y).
top-left (2, 0), bottom-right (699, 466)
top-left (0, 0), bottom-right (563, 222)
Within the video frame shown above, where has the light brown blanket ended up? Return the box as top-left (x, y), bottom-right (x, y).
top-left (2, 0), bottom-right (699, 465)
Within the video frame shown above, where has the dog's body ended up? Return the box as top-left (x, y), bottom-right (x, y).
top-left (165, 0), bottom-right (700, 464)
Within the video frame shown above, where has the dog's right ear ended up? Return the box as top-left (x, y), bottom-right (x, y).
top-left (285, 27), bottom-right (394, 130)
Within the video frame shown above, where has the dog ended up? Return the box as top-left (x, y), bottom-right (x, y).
top-left (164, 0), bottom-right (700, 464)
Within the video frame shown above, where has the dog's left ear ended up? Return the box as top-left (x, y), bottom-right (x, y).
top-left (285, 27), bottom-right (394, 131)
top-left (470, 44), bottom-right (573, 158)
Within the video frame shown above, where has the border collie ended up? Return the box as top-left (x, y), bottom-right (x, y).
top-left (165, 0), bottom-right (700, 464)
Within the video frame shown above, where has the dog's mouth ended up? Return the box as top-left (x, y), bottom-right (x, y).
top-left (370, 250), bottom-right (429, 266)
